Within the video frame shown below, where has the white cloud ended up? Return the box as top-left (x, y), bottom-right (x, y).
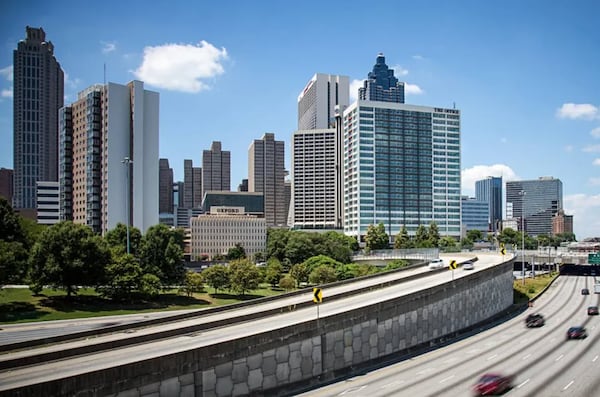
top-left (582, 144), bottom-right (600, 153)
top-left (405, 83), bottom-right (423, 95)
top-left (391, 65), bottom-right (409, 76)
top-left (412, 55), bottom-right (424, 60)
top-left (461, 164), bottom-right (518, 196)
top-left (590, 177), bottom-right (600, 186)
top-left (1, 88), bottom-right (13, 98)
top-left (0, 65), bottom-right (13, 82)
top-left (593, 158), bottom-right (600, 166)
top-left (133, 41), bottom-right (228, 93)
top-left (101, 41), bottom-right (116, 54)
top-left (556, 103), bottom-right (598, 120)
top-left (591, 127), bottom-right (600, 138)
top-left (349, 79), bottom-right (363, 102)
top-left (564, 193), bottom-right (600, 238)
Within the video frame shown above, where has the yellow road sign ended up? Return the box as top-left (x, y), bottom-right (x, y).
top-left (313, 288), bottom-right (322, 303)
top-left (449, 260), bottom-right (458, 270)
top-left (500, 247), bottom-right (506, 255)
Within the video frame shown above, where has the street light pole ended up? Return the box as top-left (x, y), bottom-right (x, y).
top-left (122, 156), bottom-right (133, 255)
top-left (519, 190), bottom-right (526, 285)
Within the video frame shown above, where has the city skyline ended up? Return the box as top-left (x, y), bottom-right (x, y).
top-left (1, 1), bottom-right (599, 238)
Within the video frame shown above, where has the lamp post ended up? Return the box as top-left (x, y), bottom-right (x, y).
top-left (519, 190), bottom-right (526, 285)
top-left (122, 156), bottom-right (133, 255)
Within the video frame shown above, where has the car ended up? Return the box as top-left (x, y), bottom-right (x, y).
top-left (525, 313), bottom-right (545, 327)
top-left (588, 306), bottom-right (599, 315)
top-left (473, 373), bottom-right (514, 396)
top-left (582, 288), bottom-right (590, 295)
top-left (463, 261), bottom-right (475, 270)
top-left (566, 326), bottom-right (587, 340)
top-left (428, 258), bottom-right (445, 270)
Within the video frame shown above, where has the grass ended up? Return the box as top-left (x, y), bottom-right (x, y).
top-left (513, 271), bottom-right (559, 304)
top-left (0, 284), bottom-right (289, 324)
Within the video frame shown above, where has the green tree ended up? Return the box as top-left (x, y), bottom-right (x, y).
top-left (279, 275), bottom-right (295, 291)
top-left (104, 223), bottom-right (142, 256)
top-left (29, 222), bottom-right (111, 296)
top-left (285, 232), bottom-right (316, 265)
top-left (302, 255), bottom-right (343, 273)
top-left (313, 231), bottom-right (356, 264)
top-left (466, 229), bottom-right (483, 243)
top-left (497, 228), bottom-right (520, 247)
top-left (265, 258), bottom-right (284, 287)
top-left (202, 264), bottom-right (230, 294)
top-left (0, 197), bottom-right (26, 243)
top-left (182, 271), bottom-right (204, 297)
top-left (365, 223), bottom-right (389, 250)
top-left (266, 228), bottom-right (291, 262)
top-left (428, 222), bottom-right (440, 247)
top-left (438, 236), bottom-right (458, 251)
top-left (139, 273), bottom-right (161, 298)
top-left (309, 265), bottom-right (337, 285)
top-left (97, 253), bottom-right (144, 300)
top-left (229, 258), bottom-right (260, 296)
top-left (393, 226), bottom-right (412, 249)
top-left (414, 225), bottom-right (431, 248)
top-left (139, 224), bottom-right (185, 287)
top-left (227, 243), bottom-right (247, 260)
top-left (290, 263), bottom-right (310, 287)
top-left (460, 237), bottom-right (474, 250)
top-left (0, 240), bottom-right (29, 285)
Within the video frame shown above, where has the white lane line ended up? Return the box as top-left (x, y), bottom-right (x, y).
top-left (439, 375), bottom-right (455, 383)
top-left (381, 380), bottom-right (404, 389)
top-left (517, 379), bottom-right (530, 388)
top-left (555, 354), bottom-right (564, 362)
top-left (522, 353), bottom-right (531, 360)
top-left (339, 386), bottom-right (367, 395)
top-left (487, 354), bottom-right (498, 361)
top-left (563, 380), bottom-right (574, 391)
top-left (593, 355), bottom-right (599, 363)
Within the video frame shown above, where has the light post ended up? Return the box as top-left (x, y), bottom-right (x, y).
top-left (122, 156), bottom-right (133, 255)
top-left (519, 190), bottom-right (526, 285)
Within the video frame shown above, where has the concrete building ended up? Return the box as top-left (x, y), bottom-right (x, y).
top-left (175, 207), bottom-right (203, 228)
top-left (297, 73), bottom-right (349, 130)
top-left (159, 159), bottom-right (173, 214)
top-left (36, 181), bottom-right (59, 225)
top-left (202, 141), bottom-right (231, 199)
top-left (0, 168), bottom-right (13, 203)
top-left (552, 209), bottom-right (574, 236)
top-left (475, 176), bottom-right (503, 232)
top-left (59, 81), bottom-right (159, 234)
top-left (506, 177), bottom-right (563, 236)
top-left (190, 206), bottom-right (267, 260)
top-left (13, 26), bottom-right (64, 214)
top-left (248, 133), bottom-right (287, 227)
top-left (461, 196), bottom-right (489, 234)
top-left (183, 159), bottom-right (202, 209)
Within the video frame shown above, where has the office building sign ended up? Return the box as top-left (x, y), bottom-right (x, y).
top-left (210, 206), bottom-right (245, 215)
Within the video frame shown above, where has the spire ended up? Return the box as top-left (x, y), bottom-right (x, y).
top-left (359, 53), bottom-right (405, 103)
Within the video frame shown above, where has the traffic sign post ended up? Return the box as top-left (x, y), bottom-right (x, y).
top-left (313, 288), bottom-right (322, 325)
top-left (449, 260), bottom-right (457, 280)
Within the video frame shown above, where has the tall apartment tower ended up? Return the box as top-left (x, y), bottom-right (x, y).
top-left (202, 141), bottom-right (231, 198)
top-left (183, 160), bottom-right (202, 209)
top-left (159, 159), bottom-right (174, 214)
top-left (297, 73), bottom-right (350, 130)
top-left (13, 26), bottom-right (64, 214)
top-left (359, 53), bottom-right (405, 104)
top-left (475, 176), bottom-right (503, 232)
top-left (248, 133), bottom-right (286, 227)
top-left (59, 81), bottom-right (159, 234)
top-left (506, 177), bottom-right (563, 236)
top-left (344, 54), bottom-right (461, 242)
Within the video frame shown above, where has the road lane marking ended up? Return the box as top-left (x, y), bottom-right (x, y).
top-left (439, 375), bottom-right (454, 383)
top-left (522, 353), bottom-right (531, 360)
top-left (487, 354), bottom-right (498, 361)
top-left (416, 368), bottom-right (436, 375)
top-left (517, 379), bottom-right (530, 388)
top-left (593, 355), bottom-right (599, 363)
top-left (339, 386), bottom-right (367, 395)
top-left (555, 354), bottom-right (564, 362)
top-left (563, 380), bottom-right (574, 391)
top-left (381, 380), bottom-right (404, 389)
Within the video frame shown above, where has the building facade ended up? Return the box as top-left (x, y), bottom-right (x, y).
top-left (59, 81), bottom-right (159, 234)
top-left (359, 53), bottom-right (405, 104)
top-left (36, 180), bottom-right (59, 225)
top-left (552, 209), bottom-right (574, 236)
top-left (13, 26), bottom-right (64, 213)
top-left (202, 141), bottom-right (231, 199)
top-left (183, 159), bottom-right (202, 209)
top-left (159, 158), bottom-right (174, 214)
top-left (461, 196), bottom-right (489, 234)
top-left (297, 73), bottom-right (349, 130)
top-left (506, 177), bottom-right (563, 236)
top-left (201, 191), bottom-right (264, 217)
top-left (248, 133), bottom-right (287, 227)
top-left (475, 176), bottom-right (503, 232)
top-left (0, 168), bottom-right (13, 203)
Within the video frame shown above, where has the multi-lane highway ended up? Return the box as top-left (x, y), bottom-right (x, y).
top-left (297, 275), bottom-right (600, 397)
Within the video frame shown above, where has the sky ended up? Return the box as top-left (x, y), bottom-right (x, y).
top-left (1, 0), bottom-right (599, 239)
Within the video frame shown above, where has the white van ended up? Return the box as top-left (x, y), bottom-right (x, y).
top-left (428, 258), bottom-right (444, 270)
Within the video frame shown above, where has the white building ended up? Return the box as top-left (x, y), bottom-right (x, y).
top-left (36, 181), bottom-right (59, 225)
top-left (297, 73), bottom-right (349, 130)
top-left (190, 206), bottom-right (266, 260)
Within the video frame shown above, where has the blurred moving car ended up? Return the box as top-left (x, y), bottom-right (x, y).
top-left (582, 288), bottom-right (590, 295)
top-left (588, 306), bottom-right (599, 315)
top-left (566, 326), bottom-right (587, 340)
top-left (428, 258), bottom-right (444, 270)
top-left (525, 313), bottom-right (545, 327)
top-left (473, 373), bottom-right (514, 395)
top-left (462, 261), bottom-right (475, 270)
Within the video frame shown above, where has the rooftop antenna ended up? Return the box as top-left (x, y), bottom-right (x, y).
top-left (453, 101), bottom-right (456, 109)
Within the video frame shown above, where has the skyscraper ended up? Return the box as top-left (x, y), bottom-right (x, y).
top-left (183, 159), bottom-right (202, 209)
top-left (248, 133), bottom-right (286, 227)
top-left (358, 53), bottom-right (405, 104)
top-left (0, 168), bottom-right (13, 203)
top-left (475, 176), bottom-right (503, 232)
top-left (159, 159), bottom-right (174, 214)
top-left (506, 177), bottom-right (563, 236)
top-left (202, 141), bottom-right (231, 198)
top-left (297, 73), bottom-right (349, 130)
top-left (13, 26), bottom-right (64, 215)
top-left (59, 81), bottom-right (159, 233)
top-left (344, 54), bottom-right (461, 242)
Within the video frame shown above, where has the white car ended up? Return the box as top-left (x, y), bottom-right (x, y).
top-left (428, 258), bottom-right (445, 269)
top-left (462, 261), bottom-right (475, 270)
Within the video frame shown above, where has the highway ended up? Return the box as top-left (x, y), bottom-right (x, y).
top-left (297, 275), bottom-right (600, 397)
top-left (0, 253), bottom-right (501, 392)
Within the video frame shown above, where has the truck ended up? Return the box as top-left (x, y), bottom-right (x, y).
top-left (595, 284), bottom-right (600, 294)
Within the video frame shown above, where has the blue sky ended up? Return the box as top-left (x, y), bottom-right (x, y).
top-left (1, 1), bottom-right (599, 239)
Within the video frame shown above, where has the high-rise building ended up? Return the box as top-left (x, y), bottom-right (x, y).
top-left (59, 80), bottom-right (159, 234)
top-left (475, 176), bottom-right (503, 232)
top-left (0, 168), bottom-right (13, 203)
top-left (159, 159), bottom-right (174, 214)
top-left (237, 179), bottom-right (248, 192)
top-left (552, 209), bottom-right (574, 236)
top-left (36, 181), bottom-right (59, 225)
top-left (506, 177), bottom-right (563, 236)
top-left (248, 133), bottom-right (286, 227)
top-left (183, 160), bottom-right (202, 209)
top-left (13, 26), bottom-right (64, 213)
top-left (297, 73), bottom-right (349, 130)
top-left (202, 141), bottom-right (230, 199)
top-left (359, 53), bottom-right (405, 104)
top-left (461, 196), bottom-right (489, 234)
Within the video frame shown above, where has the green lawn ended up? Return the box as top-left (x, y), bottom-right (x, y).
top-left (0, 284), bottom-right (289, 324)
top-left (513, 271), bottom-right (558, 304)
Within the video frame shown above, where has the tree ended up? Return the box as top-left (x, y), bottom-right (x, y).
top-left (460, 237), bottom-right (474, 250)
top-left (0, 197), bottom-right (26, 243)
top-left (97, 253), bottom-right (144, 300)
top-left (393, 226), bottom-right (412, 249)
top-left (285, 232), bottom-right (315, 265)
top-left (202, 265), bottom-right (230, 294)
top-left (104, 223), bottom-right (142, 256)
top-left (309, 265), bottom-right (337, 285)
top-left (266, 228), bottom-right (290, 262)
top-left (365, 223), bottom-right (389, 250)
top-left (414, 225), bottom-right (431, 247)
top-left (182, 271), bottom-right (204, 297)
top-left (227, 243), bottom-right (247, 260)
top-left (428, 222), bottom-right (440, 247)
top-left (138, 224), bottom-right (185, 287)
top-left (29, 222), bottom-right (111, 296)
top-left (313, 231), bottom-right (356, 264)
top-left (279, 275), bottom-right (295, 291)
top-left (290, 263), bottom-right (310, 287)
top-left (302, 255), bottom-right (343, 273)
top-left (0, 240), bottom-right (29, 285)
top-left (383, 259), bottom-right (409, 271)
top-left (439, 236), bottom-right (458, 251)
top-left (265, 258), bottom-right (284, 287)
top-left (229, 258), bottom-right (260, 296)
top-left (467, 229), bottom-right (483, 242)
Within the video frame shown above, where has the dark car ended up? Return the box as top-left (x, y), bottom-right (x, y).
top-left (473, 373), bottom-right (514, 395)
top-left (525, 313), bottom-right (545, 327)
top-left (582, 288), bottom-right (590, 295)
top-left (566, 326), bottom-right (587, 340)
top-left (588, 306), bottom-right (599, 315)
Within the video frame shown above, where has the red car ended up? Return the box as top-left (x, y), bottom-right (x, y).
top-left (473, 373), bottom-right (514, 395)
